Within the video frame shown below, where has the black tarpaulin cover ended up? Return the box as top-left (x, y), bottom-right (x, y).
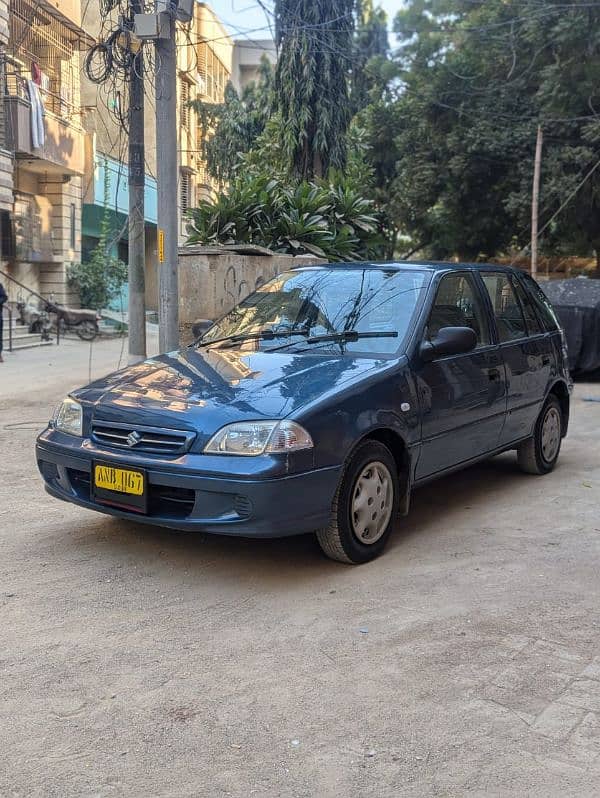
top-left (542, 278), bottom-right (600, 373)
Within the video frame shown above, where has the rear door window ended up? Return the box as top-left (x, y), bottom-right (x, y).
top-left (511, 276), bottom-right (543, 335)
top-left (428, 273), bottom-right (490, 348)
top-left (481, 273), bottom-right (527, 342)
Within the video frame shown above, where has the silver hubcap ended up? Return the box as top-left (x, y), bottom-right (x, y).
top-left (350, 461), bottom-right (393, 545)
top-left (541, 406), bottom-right (561, 462)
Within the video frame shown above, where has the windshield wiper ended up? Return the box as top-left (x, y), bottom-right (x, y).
top-left (265, 329), bottom-right (398, 352)
top-left (305, 330), bottom-right (398, 345)
top-left (197, 327), bottom-right (310, 350)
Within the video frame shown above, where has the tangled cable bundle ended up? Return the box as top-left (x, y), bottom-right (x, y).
top-left (84, 23), bottom-right (134, 85)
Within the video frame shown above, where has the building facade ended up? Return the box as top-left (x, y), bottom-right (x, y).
top-left (0, 0), bottom-right (13, 221)
top-left (1, 0), bottom-right (92, 303)
top-left (80, 1), bottom-right (232, 313)
top-left (231, 38), bottom-right (276, 94)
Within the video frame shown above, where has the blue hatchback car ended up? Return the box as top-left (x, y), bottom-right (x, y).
top-left (36, 262), bottom-right (571, 563)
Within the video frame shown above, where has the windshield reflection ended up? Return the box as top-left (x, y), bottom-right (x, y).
top-left (202, 267), bottom-right (429, 355)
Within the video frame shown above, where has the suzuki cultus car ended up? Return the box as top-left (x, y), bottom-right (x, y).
top-left (37, 262), bottom-right (571, 563)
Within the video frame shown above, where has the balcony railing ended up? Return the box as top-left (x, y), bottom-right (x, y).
top-left (4, 56), bottom-right (78, 122)
top-left (4, 64), bottom-right (85, 174)
top-left (9, 0), bottom-right (83, 113)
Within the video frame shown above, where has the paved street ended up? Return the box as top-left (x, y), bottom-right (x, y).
top-left (1, 340), bottom-right (600, 797)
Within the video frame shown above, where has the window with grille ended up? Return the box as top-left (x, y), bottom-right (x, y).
top-left (9, 0), bottom-right (78, 118)
top-left (180, 171), bottom-right (191, 215)
top-left (197, 42), bottom-right (207, 94)
top-left (180, 79), bottom-right (190, 128)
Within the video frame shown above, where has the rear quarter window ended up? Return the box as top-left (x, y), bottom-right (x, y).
top-left (511, 276), bottom-right (543, 335)
top-left (520, 274), bottom-right (559, 332)
top-left (481, 272), bottom-right (528, 342)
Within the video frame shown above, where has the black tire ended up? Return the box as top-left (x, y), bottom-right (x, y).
top-left (75, 320), bottom-right (98, 341)
top-left (316, 440), bottom-right (400, 564)
top-left (517, 395), bottom-right (563, 475)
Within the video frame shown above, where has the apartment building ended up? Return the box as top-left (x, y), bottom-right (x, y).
top-left (0, 0), bottom-right (12, 221)
top-left (1, 0), bottom-right (92, 303)
top-left (231, 38), bottom-right (276, 94)
top-left (80, 1), bottom-right (232, 313)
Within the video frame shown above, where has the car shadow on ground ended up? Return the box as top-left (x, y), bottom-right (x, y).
top-left (395, 451), bottom-right (525, 547)
top-left (73, 451), bottom-right (527, 581)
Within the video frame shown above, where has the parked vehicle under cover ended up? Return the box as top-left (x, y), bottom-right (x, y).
top-left (36, 262), bottom-right (572, 563)
top-left (542, 277), bottom-right (600, 374)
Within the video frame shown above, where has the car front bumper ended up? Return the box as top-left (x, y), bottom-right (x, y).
top-left (36, 431), bottom-right (341, 538)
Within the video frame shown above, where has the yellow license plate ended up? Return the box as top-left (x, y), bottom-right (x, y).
top-left (94, 464), bottom-right (144, 495)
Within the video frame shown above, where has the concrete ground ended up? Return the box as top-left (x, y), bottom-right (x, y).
top-left (1, 339), bottom-right (599, 797)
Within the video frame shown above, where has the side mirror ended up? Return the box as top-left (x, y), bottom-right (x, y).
top-left (420, 326), bottom-right (478, 362)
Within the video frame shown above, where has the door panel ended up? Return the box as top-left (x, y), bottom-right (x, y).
top-left (414, 272), bottom-right (507, 480)
top-left (415, 347), bottom-right (507, 478)
top-left (480, 272), bottom-right (554, 444)
top-left (499, 337), bottom-right (553, 443)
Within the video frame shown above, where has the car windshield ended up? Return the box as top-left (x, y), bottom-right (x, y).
top-left (200, 267), bottom-right (430, 355)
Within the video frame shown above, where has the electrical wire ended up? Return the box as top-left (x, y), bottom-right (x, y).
top-left (509, 156), bottom-right (600, 266)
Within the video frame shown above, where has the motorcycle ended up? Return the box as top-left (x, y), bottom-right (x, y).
top-left (44, 299), bottom-right (101, 341)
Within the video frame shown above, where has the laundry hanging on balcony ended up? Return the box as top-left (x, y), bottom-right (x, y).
top-left (27, 80), bottom-right (45, 149)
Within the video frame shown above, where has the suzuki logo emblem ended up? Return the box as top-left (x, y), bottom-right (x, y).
top-left (126, 431), bottom-right (142, 447)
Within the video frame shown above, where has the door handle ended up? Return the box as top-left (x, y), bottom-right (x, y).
top-left (488, 368), bottom-right (501, 381)
top-left (542, 356), bottom-right (550, 366)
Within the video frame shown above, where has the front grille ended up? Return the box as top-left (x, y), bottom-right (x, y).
top-left (149, 485), bottom-right (196, 519)
top-left (91, 421), bottom-right (195, 456)
top-left (68, 468), bottom-right (91, 499)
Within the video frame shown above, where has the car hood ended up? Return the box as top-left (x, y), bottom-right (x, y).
top-left (75, 346), bottom-right (394, 440)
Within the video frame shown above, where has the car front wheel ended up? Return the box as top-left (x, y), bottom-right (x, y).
top-left (316, 440), bottom-right (399, 564)
top-left (517, 394), bottom-right (563, 475)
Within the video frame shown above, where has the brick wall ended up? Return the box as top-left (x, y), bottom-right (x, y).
top-left (170, 248), bottom-right (327, 325)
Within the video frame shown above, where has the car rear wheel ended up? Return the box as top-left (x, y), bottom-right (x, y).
top-left (517, 395), bottom-right (563, 475)
top-left (316, 440), bottom-right (399, 564)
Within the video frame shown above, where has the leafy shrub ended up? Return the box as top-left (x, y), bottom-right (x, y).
top-left (68, 251), bottom-right (127, 311)
top-left (186, 175), bottom-right (383, 261)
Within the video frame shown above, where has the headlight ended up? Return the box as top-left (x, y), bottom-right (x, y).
top-left (204, 420), bottom-right (313, 456)
top-left (53, 396), bottom-right (83, 436)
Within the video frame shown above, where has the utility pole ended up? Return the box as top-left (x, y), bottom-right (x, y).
top-left (155, 2), bottom-right (179, 353)
top-left (531, 125), bottom-right (543, 279)
top-left (128, 0), bottom-right (146, 363)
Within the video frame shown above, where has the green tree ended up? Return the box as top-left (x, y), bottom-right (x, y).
top-left (193, 58), bottom-right (274, 185)
top-left (351, 0), bottom-right (388, 114)
top-left (365, 0), bottom-right (600, 262)
top-left (274, 0), bottom-right (355, 180)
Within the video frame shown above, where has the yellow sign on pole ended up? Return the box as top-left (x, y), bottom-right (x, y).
top-left (158, 229), bottom-right (165, 263)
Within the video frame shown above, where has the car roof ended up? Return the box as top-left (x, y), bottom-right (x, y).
top-left (292, 260), bottom-right (522, 274)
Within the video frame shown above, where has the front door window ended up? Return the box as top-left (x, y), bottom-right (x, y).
top-left (428, 273), bottom-right (490, 348)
